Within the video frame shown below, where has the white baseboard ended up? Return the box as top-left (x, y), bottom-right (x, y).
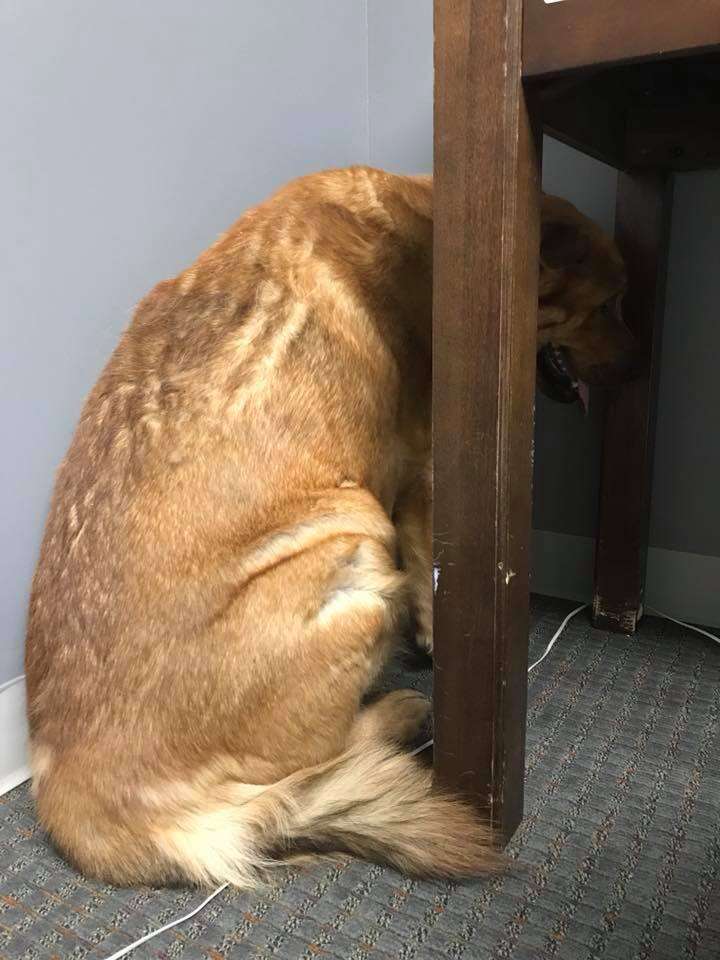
top-left (531, 529), bottom-right (720, 629)
top-left (1, 536), bottom-right (716, 797)
top-left (0, 675), bottom-right (30, 797)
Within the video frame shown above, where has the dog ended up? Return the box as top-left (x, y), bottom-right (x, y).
top-left (25, 166), bottom-right (632, 887)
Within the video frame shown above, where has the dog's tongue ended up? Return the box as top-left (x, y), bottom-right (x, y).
top-left (576, 380), bottom-right (590, 416)
top-left (537, 344), bottom-right (588, 413)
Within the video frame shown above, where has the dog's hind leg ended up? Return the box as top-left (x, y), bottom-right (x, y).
top-left (394, 462), bottom-right (433, 655)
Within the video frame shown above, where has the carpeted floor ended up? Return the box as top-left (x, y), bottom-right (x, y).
top-left (2, 597), bottom-right (720, 960)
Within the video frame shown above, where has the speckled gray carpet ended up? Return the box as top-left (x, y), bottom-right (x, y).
top-left (2, 597), bottom-right (720, 960)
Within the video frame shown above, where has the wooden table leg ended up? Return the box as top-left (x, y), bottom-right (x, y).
top-left (433, 0), bottom-right (541, 841)
top-left (593, 171), bottom-right (674, 634)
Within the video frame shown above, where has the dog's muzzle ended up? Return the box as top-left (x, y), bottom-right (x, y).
top-left (536, 344), bottom-right (589, 412)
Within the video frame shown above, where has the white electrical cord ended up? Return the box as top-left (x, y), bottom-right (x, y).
top-left (101, 884), bottom-right (229, 960)
top-left (101, 603), bottom-right (719, 960)
top-left (646, 607), bottom-right (720, 647)
top-left (527, 602), bottom-right (588, 673)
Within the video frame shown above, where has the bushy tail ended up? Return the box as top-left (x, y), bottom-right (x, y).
top-left (154, 737), bottom-right (503, 887)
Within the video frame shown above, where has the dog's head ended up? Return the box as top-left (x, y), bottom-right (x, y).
top-left (537, 195), bottom-right (635, 407)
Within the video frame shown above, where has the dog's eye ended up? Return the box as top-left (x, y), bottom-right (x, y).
top-left (600, 295), bottom-right (621, 318)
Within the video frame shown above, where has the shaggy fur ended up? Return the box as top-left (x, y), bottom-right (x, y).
top-left (25, 167), bottom-right (630, 886)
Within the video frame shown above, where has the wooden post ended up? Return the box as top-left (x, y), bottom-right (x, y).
top-left (592, 171), bottom-right (674, 633)
top-left (433, 0), bottom-right (541, 841)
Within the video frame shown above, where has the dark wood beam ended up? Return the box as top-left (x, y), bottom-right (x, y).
top-left (433, 0), bottom-right (540, 840)
top-left (626, 104), bottom-right (720, 171)
top-left (523, 0), bottom-right (720, 79)
top-left (592, 171), bottom-right (674, 633)
top-left (532, 74), bottom-right (625, 169)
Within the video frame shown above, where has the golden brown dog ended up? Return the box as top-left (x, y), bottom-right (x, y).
top-left (25, 167), bottom-right (631, 887)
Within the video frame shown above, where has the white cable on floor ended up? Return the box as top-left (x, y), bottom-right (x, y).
top-left (526, 602), bottom-right (588, 673)
top-left (646, 607), bottom-right (720, 646)
top-left (100, 603), bottom-right (719, 960)
top-left (101, 883), bottom-right (229, 960)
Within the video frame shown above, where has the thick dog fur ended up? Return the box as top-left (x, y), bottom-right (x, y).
top-left (25, 167), bottom-right (630, 887)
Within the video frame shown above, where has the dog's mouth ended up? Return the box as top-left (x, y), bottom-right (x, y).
top-left (536, 344), bottom-right (589, 413)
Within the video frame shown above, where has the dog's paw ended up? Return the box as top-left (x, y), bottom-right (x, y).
top-left (377, 689), bottom-right (431, 744)
top-left (415, 632), bottom-right (433, 656)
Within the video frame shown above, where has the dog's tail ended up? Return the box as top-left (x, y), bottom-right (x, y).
top-left (153, 736), bottom-right (501, 887)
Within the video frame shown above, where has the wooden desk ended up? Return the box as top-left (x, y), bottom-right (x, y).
top-left (433, 0), bottom-right (720, 841)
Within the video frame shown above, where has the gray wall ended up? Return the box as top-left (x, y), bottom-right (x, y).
top-left (650, 171), bottom-right (720, 556)
top-left (0, 0), bottom-right (369, 684)
top-left (368, 0), bottom-right (433, 173)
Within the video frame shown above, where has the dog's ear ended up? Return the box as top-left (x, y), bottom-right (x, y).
top-left (540, 220), bottom-right (591, 270)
